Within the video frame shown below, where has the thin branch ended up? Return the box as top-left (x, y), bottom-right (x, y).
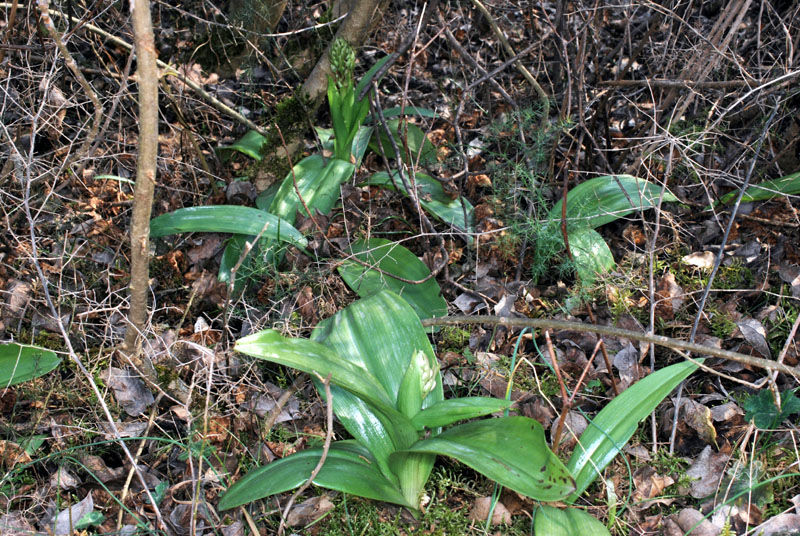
top-left (469, 0), bottom-right (549, 128)
top-left (36, 0), bottom-right (103, 172)
top-left (420, 316), bottom-right (800, 379)
top-left (277, 373), bottom-right (334, 536)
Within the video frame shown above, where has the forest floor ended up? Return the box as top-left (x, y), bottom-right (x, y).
top-left (1, 0), bottom-right (800, 534)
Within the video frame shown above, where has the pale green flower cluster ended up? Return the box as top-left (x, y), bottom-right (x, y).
top-left (414, 349), bottom-right (438, 399)
top-left (329, 38), bottom-right (355, 89)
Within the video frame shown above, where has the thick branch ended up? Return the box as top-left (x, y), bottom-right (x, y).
top-left (123, 0), bottom-right (159, 358)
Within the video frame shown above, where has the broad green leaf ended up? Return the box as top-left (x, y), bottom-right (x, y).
top-left (366, 106), bottom-right (437, 123)
top-left (337, 238), bottom-right (447, 321)
top-left (395, 417), bottom-right (575, 502)
top-left (566, 360), bottom-right (701, 501)
top-left (351, 126), bottom-right (374, 167)
top-left (317, 385), bottom-right (405, 486)
top-left (269, 155), bottom-right (356, 224)
top-left (354, 54), bottom-right (393, 97)
top-left (549, 175), bottom-right (677, 230)
top-left (718, 170), bottom-right (800, 205)
top-left (314, 126), bottom-right (373, 168)
top-left (366, 172), bottom-right (474, 233)
top-left (149, 206), bottom-right (307, 249)
top-left (396, 350), bottom-right (429, 419)
top-left (568, 228), bottom-right (615, 283)
top-left (534, 505), bottom-right (611, 536)
top-left (235, 329), bottom-right (395, 415)
top-left (311, 290), bottom-right (441, 483)
top-left (218, 441), bottom-right (410, 510)
top-left (369, 120), bottom-right (437, 166)
top-left (0, 343), bottom-right (61, 387)
top-left (743, 388), bottom-right (800, 429)
top-left (311, 288), bottom-right (443, 411)
top-left (255, 180), bottom-right (282, 211)
top-left (410, 398), bottom-right (513, 430)
top-left (216, 130), bottom-right (267, 161)
top-left (217, 234), bottom-right (255, 294)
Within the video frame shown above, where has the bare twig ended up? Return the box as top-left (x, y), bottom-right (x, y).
top-left (36, 0), bottom-right (103, 172)
top-left (600, 78), bottom-right (751, 88)
top-left (669, 100), bottom-right (781, 453)
top-left (469, 0), bottom-right (549, 128)
top-left (544, 330), bottom-right (570, 449)
top-left (356, 0), bottom-right (440, 101)
top-left (277, 373), bottom-right (334, 536)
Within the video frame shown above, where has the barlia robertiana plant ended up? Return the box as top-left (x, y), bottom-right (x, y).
top-left (218, 289), bottom-right (700, 535)
top-left (218, 290), bottom-right (576, 511)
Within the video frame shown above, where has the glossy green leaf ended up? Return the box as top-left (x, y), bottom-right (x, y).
top-left (369, 120), bottom-right (437, 166)
top-left (549, 175), bottom-right (678, 230)
top-left (354, 54), bottom-right (393, 97)
top-left (0, 343), bottom-right (61, 387)
top-left (219, 441), bottom-right (410, 510)
top-left (366, 106), bottom-right (437, 123)
top-left (338, 238), bottom-right (447, 321)
top-left (568, 228), bottom-right (616, 283)
top-left (314, 126), bottom-right (373, 168)
top-left (396, 350), bottom-right (429, 419)
top-left (235, 329), bottom-right (395, 416)
top-left (149, 206), bottom-right (307, 249)
top-left (216, 130), bottom-right (267, 161)
top-left (566, 360), bottom-right (701, 501)
top-left (410, 398), bottom-right (513, 430)
top-left (311, 290), bottom-right (441, 492)
top-left (269, 155), bottom-right (355, 224)
top-left (316, 385), bottom-right (406, 486)
top-left (533, 505), bottom-right (611, 536)
top-left (366, 172), bottom-right (474, 233)
top-left (218, 234), bottom-right (254, 294)
top-left (718, 170), bottom-right (800, 205)
top-left (396, 417), bottom-right (575, 502)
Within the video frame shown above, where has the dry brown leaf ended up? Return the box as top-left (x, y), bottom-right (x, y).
top-left (104, 367), bottom-right (154, 417)
top-left (632, 466), bottom-right (675, 509)
top-left (0, 440), bottom-right (32, 469)
top-left (686, 446), bottom-right (729, 498)
top-left (682, 399), bottom-right (717, 445)
top-left (469, 497), bottom-right (511, 525)
top-left (286, 495), bottom-right (335, 527)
